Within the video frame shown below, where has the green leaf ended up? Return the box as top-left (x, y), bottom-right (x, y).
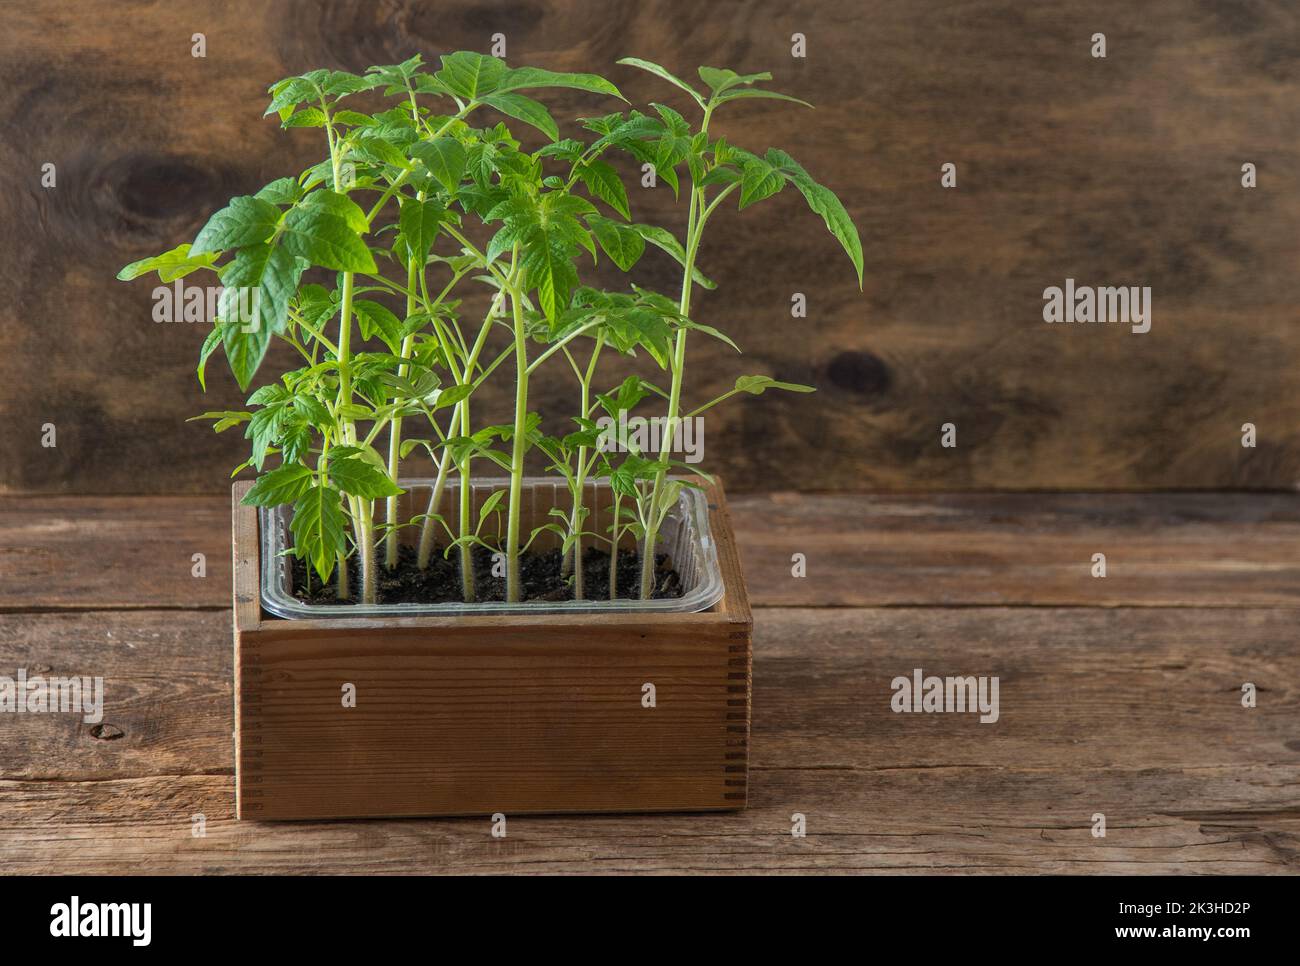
top-left (496, 66), bottom-right (624, 100)
top-left (280, 207), bottom-right (376, 272)
top-left (242, 463), bottom-right (315, 507)
top-left (697, 66), bottom-right (772, 95)
top-left (293, 395), bottom-right (331, 425)
top-left (289, 485), bottom-right (348, 584)
top-left (597, 375), bottom-right (652, 418)
top-left (735, 375), bottom-right (816, 394)
top-left (300, 189), bottom-right (369, 233)
top-left (522, 237), bottom-right (579, 321)
top-left (739, 156), bottom-right (784, 209)
top-left (477, 489), bottom-right (506, 527)
top-left (191, 196), bottom-right (282, 256)
top-left (399, 437), bottom-right (433, 460)
top-left (606, 310), bottom-right (673, 367)
top-left (264, 76), bottom-right (317, 118)
top-left (333, 109), bottom-right (374, 127)
top-left (645, 104), bottom-right (692, 197)
top-left (197, 323), bottom-right (225, 390)
top-left (480, 92), bottom-right (559, 142)
top-left (117, 243), bottom-right (218, 282)
top-left (365, 55), bottom-right (424, 88)
top-left (715, 88), bottom-right (813, 109)
top-left (578, 160), bottom-right (631, 220)
top-left (433, 382), bottom-right (474, 411)
top-left (188, 409), bottom-right (250, 423)
top-left (408, 137), bottom-right (467, 194)
top-left (616, 57), bottom-right (705, 109)
top-left (411, 74), bottom-right (452, 96)
top-left (683, 319), bottom-right (740, 352)
top-left (228, 351), bottom-right (287, 416)
top-left (485, 220), bottom-right (527, 265)
top-left (352, 299), bottom-right (403, 354)
top-left (767, 148), bottom-right (863, 287)
top-left (435, 51), bottom-right (507, 100)
top-left (630, 224), bottom-right (716, 289)
top-left (247, 383), bottom-right (290, 405)
top-left (536, 138), bottom-right (584, 161)
top-left (245, 402), bottom-right (288, 470)
top-left (189, 409), bottom-right (251, 433)
top-left (700, 165), bottom-right (742, 188)
top-left (254, 177), bottom-right (303, 205)
top-left (399, 196), bottom-right (446, 265)
top-left (283, 106), bottom-right (328, 128)
top-left (352, 133), bottom-right (410, 169)
top-left (322, 70), bottom-right (368, 96)
top-left (329, 455), bottom-right (403, 498)
top-left (217, 244), bottom-right (305, 390)
top-left (341, 438), bottom-right (397, 470)
top-left (299, 159), bottom-right (335, 192)
top-left (295, 283), bottom-right (338, 327)
top-left (336, 403), bottom-right (374, 422)
top-left (588, 215), bottom-right (644, 271)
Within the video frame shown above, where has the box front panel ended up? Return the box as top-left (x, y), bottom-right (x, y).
top-left (236, 623), bottom-right (749, 819)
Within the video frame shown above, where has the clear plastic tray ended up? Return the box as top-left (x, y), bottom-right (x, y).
top-left (259, 476), bottom-right (725, 619)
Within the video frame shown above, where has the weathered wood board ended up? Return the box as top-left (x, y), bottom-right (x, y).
top-left (5, 492), bottom-right (1300, 610)
top-left (1, 1), bottom-right (1297, 493)
top-left (1, 606), bottom-right (1295, 873)
top-left (0, 491), bottom-right (1297, 872)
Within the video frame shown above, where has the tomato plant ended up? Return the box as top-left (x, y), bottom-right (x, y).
top-left (119, 52), bottom-right (858, 605)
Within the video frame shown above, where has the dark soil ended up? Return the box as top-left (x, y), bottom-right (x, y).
top-left (289, 544), bottom-right (684, 606)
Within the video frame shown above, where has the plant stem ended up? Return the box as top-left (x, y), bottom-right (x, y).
top-left (326, 115), bottom-right (381, 604)
top-left (336, 273), bottom-right (355, 428)
top-left (357, 497), bottom-right (377, 602)
top-left (567, 334), bottom-right (603, 599)
top-left (415, 291), bottom-right (498, 590)
top-left (457, 399), bottom-right (476, 602)
top-left (384, 254), bottom-right (420, 570)
top-left (524, 319), bottom-right (604, 375)
top-left (637, 128), bottom-right (735, 598)
top-left (416, 443), bottom-right (453, 569)
top-left (505, 274), bottom-right (529, 603)
top-left (334, 271), bottom-right (379, 603)
top-left (640, 186), bottom-right (702, 598)
top-left (336, 552), bottom-right (349, 599)
top-left (609, 490), bottom-right (622, 600)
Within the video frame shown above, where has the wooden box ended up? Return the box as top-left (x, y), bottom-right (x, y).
top-left (231, 479), bottom-right (752, 820)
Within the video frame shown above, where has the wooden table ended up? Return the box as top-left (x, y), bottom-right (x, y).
top-left (2, 492), bottom-right (1297, 874)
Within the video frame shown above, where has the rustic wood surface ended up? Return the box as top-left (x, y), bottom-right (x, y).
top-left (2, 1), bottom-right (1298, 494)
top-left (6, 491), bottom-right (1300, 611)
top-left (1, 491), bottom-right (1296, 873)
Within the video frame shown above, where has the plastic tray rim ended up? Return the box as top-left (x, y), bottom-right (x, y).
top-left (258, 476), bottom-right (726, 619)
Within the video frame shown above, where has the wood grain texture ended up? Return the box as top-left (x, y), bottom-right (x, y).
top-left (735, 490), bottom-right (1300, 607)
top-left (233, 478), bottom-right (752, 819)
top-left (1, 1), bottom-right (1298, 494)
top-left (5, 491), bottom-right (1299, 610)
top-left (0, 492), bottom-right (1296, 872)
top-left (1, 606), bottom-right (1294, 873)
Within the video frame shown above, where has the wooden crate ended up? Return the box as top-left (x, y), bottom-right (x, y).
top-left (232, 479), bottom-right (752, 820)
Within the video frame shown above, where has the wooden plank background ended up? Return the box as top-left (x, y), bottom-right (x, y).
top-left (1, 0), bottom-right (1297, 494)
